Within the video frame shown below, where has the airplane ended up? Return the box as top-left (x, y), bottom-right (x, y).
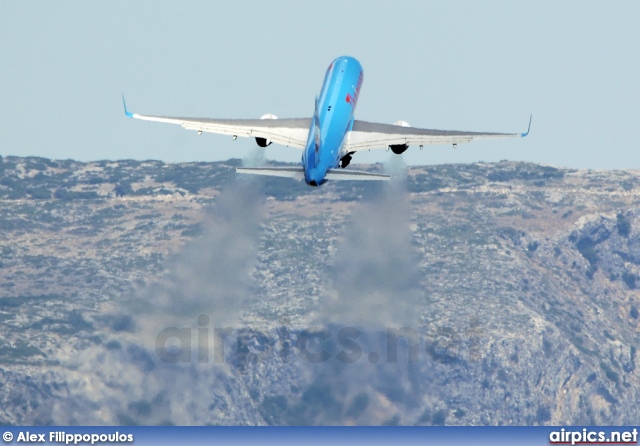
top-left (122, 56), bottom-right (531, 187)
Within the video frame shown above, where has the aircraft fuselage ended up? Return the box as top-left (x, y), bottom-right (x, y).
top-left (302, 56), bottom-right (363, 186)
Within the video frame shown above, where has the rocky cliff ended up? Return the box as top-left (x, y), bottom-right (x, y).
top-left (0, 156), bottom-right (639, 425)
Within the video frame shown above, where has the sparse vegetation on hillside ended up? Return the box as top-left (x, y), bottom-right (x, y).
top-left (1, 157), bottom-right (640, 425)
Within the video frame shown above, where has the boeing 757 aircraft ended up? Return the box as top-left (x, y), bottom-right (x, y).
top-left (123, 56), bottom-right (530, 186)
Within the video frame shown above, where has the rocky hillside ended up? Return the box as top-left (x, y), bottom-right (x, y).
top-left (0, 155), bottom-right (639, 425)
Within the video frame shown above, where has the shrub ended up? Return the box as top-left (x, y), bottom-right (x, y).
top-left (114, 183), bottom-right (133, 197)
top-left (27, 187), bottom-right (52, 199)
top-left (617, 213), bottom-right (631, 237)
top-left (345, 393), bottom-right (369, 419)
top-left (259, 395), bottom-right (289, 426)
top-left (622, 271), bottom-right (637, 289)
top-left (432, 409), bottom-right (447, 425)
top-left (576, 237), bottom-right (598, 267)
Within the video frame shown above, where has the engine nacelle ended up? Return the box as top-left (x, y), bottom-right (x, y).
top-left (389, 120), bottom-right (410, 154)
top-left (389, 144), bottom-right (409, 154)
top-left (340, 151), bottom-right (354, 168)
top-left (255, 114), bottom-right (278, 147)
top-left (255, 137), bottom-right (271, 147)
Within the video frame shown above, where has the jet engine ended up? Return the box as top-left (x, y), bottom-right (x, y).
top-left (340, 151), bottom-right (354, 168)
top-left (255, 113), bottom-right (278, 147)
top-left (390, 144), bottom-right (408, 154)
top-left (389, 120), bottom-right (410, 154)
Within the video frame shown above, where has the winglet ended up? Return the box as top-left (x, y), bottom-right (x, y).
top-left (521, 114), bottom-right (532, 138)
top-left (122, 94), bottom-right (134, 118)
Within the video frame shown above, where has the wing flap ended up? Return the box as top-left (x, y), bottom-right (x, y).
top-left (345, 120), bottom-right (519, 152)
top-left (130, 112), bottom-right (311, 149)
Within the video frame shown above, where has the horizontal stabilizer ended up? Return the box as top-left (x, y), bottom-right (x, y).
top-left (236, 166), bottom-right (305, 180)
top-left (325, 169), bottom-right (390, 181)
top-left (236, 167), bottom-right (390, 181)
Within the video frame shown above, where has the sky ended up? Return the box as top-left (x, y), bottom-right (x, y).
top-left (1, 1), bottom-right (639, 170)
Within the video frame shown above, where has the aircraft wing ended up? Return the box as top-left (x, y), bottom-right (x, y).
top-left (345, 117), bottom-right (531, 152)
top-left (123, 97), bottom-right (310, 149)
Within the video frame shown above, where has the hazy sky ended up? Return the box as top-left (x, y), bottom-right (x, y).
top-left (1, 1), bottom-right (639, 169)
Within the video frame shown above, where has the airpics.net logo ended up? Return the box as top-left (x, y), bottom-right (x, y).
top-left (549, 428), bottom-right (638, 445)
top-left (152, 314), bottom-right (485, 366)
